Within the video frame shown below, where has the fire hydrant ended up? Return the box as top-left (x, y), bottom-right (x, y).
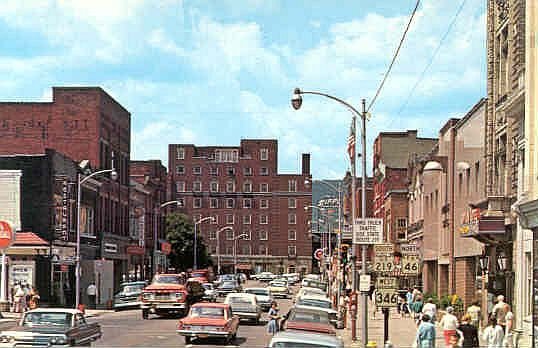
top-left (366, 341), bottom-right (377, 348)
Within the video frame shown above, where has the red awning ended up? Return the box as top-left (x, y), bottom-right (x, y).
top-left (13, 232), bottom-right (48, 246)
top-left (236, 264), bottom-right (252, 270)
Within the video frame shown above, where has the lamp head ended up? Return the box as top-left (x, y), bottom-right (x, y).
top-left (291, 88), bottom-right (302, 110)
top-left (110, 170), bottom-right (118, 181)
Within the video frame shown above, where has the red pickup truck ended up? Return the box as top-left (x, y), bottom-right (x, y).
top-left (141, 273), bottom-right (204, 319)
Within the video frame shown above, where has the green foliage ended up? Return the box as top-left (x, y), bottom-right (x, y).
top-left (165, 212), bottom-right (213, 271)
top-left (422, 292), bottom-right (440, 307)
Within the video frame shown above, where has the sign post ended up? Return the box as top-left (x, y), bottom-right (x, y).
top-left (0, 221), bottom-right (14, 311)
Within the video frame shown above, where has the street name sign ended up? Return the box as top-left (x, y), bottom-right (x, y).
top-left (353, 218), bottom-right (383, 244)
top-left (373, 243), bottom-right (394, 273)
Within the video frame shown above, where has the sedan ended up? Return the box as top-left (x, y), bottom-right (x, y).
top-left (224, 293), bottom-right (261, 324)
top-left (268, 331), bottom-right (344, 348)
top-left (217, 280), bottom-right (242, 297)
top-left (177, 303), bottom-right (239, 345)
top-left (281, 308), bottom-right (335, 335)
top-left (243, 287), bottom-right (274, 311)
top-left (267, 281), bottom-right (289, 298)
top-left (113, 281), bottom-right (147, 310)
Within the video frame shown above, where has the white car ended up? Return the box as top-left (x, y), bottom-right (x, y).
top-left (224, 293), bottom-right (262, 323)
top-left (258, 272), bottom-right (275, 282)
top-left (243, 287), bottom-right (274, 311)
top-left (295, 287), bottom-right (326, 302)
top-left (294, 294), bottom-right (338, 326)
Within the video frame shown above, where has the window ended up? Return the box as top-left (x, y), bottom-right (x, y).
top-left (226, 214), bottom-right (234, 225)
top-left (260, 148), bottom-right (269, 161)
top-left (215, 149), bottom-right (239, 163)
top-left (243, 181), bottom-right (252, 193)
top-left (243, 229), bottom-right (251, 240)
top-left (244, 167), bottom-right (252, 176)
top-left (193, 198), bottom-right (202, 209)
top-left (176, 181), bottom-right (186, 192)
top-left (226, 180), bottom-right (235, 192)
top-left (288, 213), bottom-right (296, 225)
top-left (243, 198), bottom-right (252, 209)
top-left (226, 167), bottom-right (236, 176)
top-left (288, 180), bottom-right (297, 192)
top-left (225, 246), bottom-right (233, 255)
top-left (176, 147), bottom-right (185, 160)
top-left (209, 230), bottom-right (217, 240)
top-left (226, 230), bottom-right (234, 240)
top-left (260, 199), bottom-right (269, 209)
top-left (176, 165), bottom-right (185, 175)
top-left (240, 245), bottom-right (251, 255)
top-left (193, 166), bottom-right (202, 175)
top-left (243, 215), bottom-right (251, 225)
top-left (288, 229), bottom-right (296, 240)
top-left (210, 167), bottom-right (219, 176)
top-left (396, 218), bottom-right (407, 240)
top-left (193, 181), bottom-right (202, 192)
top-left (210, 181), bottom-right (219, 193)
top-left (260, 215), bottom-right (268, 224)
top-left (288, 245), bottom-right (296, 257)
top-left (226, 198), bottom-right (235, 208)
top-left (258, 244), bottom-right (267, 255)
top-left (259, 230), bottom-right (268, 240)
top-left (288, 198), bottom-right (296, 209)
top-left (210, 198), bottom-right (218, 209)
top-left (260, 183), bottom-right (269, 192)
top-left (210, 215), bottom-right (218, 224)
top-left (260, 167), bottom-right (269, 176)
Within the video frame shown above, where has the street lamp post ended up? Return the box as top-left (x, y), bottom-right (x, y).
top-left (194, 216), bottom-right (215, 270)
top-left (76, 168), bottom-right (117, 310)
top-left (233, 233), bottom-right (249, 275)
top-left (216, 226), bottom-right (233, 275)
top-left (153, 200), bottom-right (182, 276)
top-left (292, 88), bottom-right (368, 344)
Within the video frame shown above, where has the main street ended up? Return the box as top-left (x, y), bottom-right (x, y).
top-left (93, 281), bottom-right (294, 348)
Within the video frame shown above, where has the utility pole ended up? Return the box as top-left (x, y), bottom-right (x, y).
top-left (360, 98), bottom-right (368, 346)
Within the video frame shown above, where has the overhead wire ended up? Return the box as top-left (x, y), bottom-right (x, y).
top-left (366, 0), bottom-right (421, 114)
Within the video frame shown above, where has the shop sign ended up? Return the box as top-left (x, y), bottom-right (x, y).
top-left (126, 245), bottom-right (145, 255)
top-left (53, 176), bottom-right (70, 241)
top-left (104, 243), bottom-right (118, 254)
top-left (161, 242), bottom-right (172, 255)
top-left (9, 262), bottom-right (34, 287)
top-left (0, 221), bottom-right (13, 250)
top-left (353, 218), bottom-right (383, 244)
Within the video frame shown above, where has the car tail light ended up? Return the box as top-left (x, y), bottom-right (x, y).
top-left (177, 321), bottom-right (183, 330)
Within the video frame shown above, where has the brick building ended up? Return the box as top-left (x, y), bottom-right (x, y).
top-left (0, 87), bottom-right (132, 295)
top-left (168, 139), bottom-right (312, 275)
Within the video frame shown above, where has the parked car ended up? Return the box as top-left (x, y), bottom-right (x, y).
top-left (243, 287), bottom-right (274, 311)
top-left (294, 294), bottom-right (338, 327)
top-left (217, 280), bottom-right (242, 297)
top-left (295, 287), bottom-right (326, 302)
top-left (300, 279), bottom-right (327, 292)
top-left (257, 272), bottom-right (275, 282)
top-left (224, 293), bottom-right (261, 324)
top-left (282, 273), bottom-right (300, 284)
top-left (281, 307), bottom-right (336, 335)
top-left (304, 274), bottom-right (321, 281)
top-left (202, 283), bottom-right (218, 302)
top-left (214, 274), bottom-right (237, 287)
top-left (0, 308), bottom-right (102, 347)
top-left (268, 330), bottom-right (344, 348)
top-left (190, 269), bottom-right (213, 283)
top-left (267, 280), bottom-right (289, 298)
top-left (113, 281), bottom-right (147, 310)
top-left (176, 303), bottom-right (239, 345)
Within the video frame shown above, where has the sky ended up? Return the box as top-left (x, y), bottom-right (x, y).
top-left (0, 0), bottom-right (486, 179)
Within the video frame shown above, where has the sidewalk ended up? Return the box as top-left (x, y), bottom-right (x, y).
top-left (338, 304), bottom-right (444, 348)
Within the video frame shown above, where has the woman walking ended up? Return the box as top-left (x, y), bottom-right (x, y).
top-left (416, 314), bottom-right (436, 348)
top-left (482, 317), bottom-right (504, 348)
top-left (458, 314), bottom-right (479, 348)
top-left (267, 301), bottom-right (280, 335)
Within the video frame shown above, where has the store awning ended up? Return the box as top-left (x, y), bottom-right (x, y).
top-left (7, 232), bottom-right (49, 255)
top-left (236, 264), bottom-right (252, 270)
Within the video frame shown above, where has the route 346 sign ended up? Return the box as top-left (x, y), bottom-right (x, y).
top-left (375, 276), bottom-right (399, 308)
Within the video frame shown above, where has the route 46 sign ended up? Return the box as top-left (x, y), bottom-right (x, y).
top-left (400, 243), bottom-right (421, 275)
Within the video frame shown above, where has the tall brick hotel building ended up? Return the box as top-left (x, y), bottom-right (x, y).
top-left (168, 139), bottom-right (312, 274)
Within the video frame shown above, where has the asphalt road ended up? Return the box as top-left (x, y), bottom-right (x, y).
top-left (93, 280), bottom-right (294, 348)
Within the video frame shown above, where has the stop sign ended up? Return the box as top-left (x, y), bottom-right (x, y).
top-left (0, 221), bottom-right (13, 250)
top-left (313, 248), bottom-right (324, 261)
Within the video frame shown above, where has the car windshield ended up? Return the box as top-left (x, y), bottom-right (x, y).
top-left (298, 299), bottom-right (332, 309)
top-left (119, 284), bottom-right (145, 294)
top-left (221, 281), bottom-right (236, 287)
top-left (22, 312), bottom-right (72, 327)
top-left (220, 275), bottom-right (235, 280)
top-left (153, 275), bottom-right (183, 284)
top-left (245, 289), bottom-right (268, 296)
top-left (271, 282), bottom-right (286, 287)
top-left (190, 307), bottom-right (225, 318)
top-left (228, 297), bottom-right (253, 304)
top-left (289, 310), bottom-right (330, 324)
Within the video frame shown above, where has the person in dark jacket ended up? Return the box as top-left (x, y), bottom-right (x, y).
top-left (458, 314), bottom-right (479, 348)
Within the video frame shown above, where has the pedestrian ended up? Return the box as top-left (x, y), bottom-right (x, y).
top-left (267, 301), bottom-right (280, 335)
top-left (440, 306), bottom-right (459, 346)
top-left (87, 282), bottom-right (97, 309)
top-left (482, 317), bottom-right (504, 348)
top-left (412, 286), bottom-right (422, 303)
top-left (13, 284), bottom-right (24, 313)
top-left (416, 314), bottom-right (436, 348)
top-left (422, 298), bottom-right (437, 323)
top-left (407, 288), bottom-right (414, 309)
top-left (466, 301), bottom-right (481, 329)
top-left (458, 314), bottom-right (479, 348)
top-left (504, 310), bottom-right (514, 348)
top-left (411, 296), bottom-right (424, 324)
top-left (28, 287), bottom-right (40, 310)
top-left (491, 295), bottom-right (510, 330)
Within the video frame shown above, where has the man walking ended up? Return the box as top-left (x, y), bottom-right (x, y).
top-left (86, 282), bottom-right (97, 309)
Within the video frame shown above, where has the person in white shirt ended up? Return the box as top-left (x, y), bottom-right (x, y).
top-left (492, 295), bottom-right (510, 330)
top-left (483, 317), bottom-right (504, 348)
top-left (86, 282), bottom-right (97, 309)
top-left (440, 306), bottom-right (459, 346)
top-left (422, 298), bottom-right (437, 323)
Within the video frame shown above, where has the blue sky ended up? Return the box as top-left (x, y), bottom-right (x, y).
top-left (0, 0), bottom-right (486, 178)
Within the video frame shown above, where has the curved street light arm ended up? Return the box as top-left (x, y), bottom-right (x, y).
top-left (298, 90), bottom-right (362, 118)
top-left (79, 168), bottom-right (115, 185)
top-left (195, 216), bottom-right (214, 225)
top-left (160, 200), bottom-right (182, 209)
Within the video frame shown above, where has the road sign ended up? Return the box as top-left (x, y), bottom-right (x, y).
top-left (400, 243), bottom-right (420, 275)
top-left (376, 276), bottom-right (398, 289)
top-left (314, 248), bottom-right (324, 261)
top-left (0, 221), bottom-right (14, 250)
top-left (375, 289), bottom-right (399, 307)
top-left (353, 218), bottom-right (383, 244)
top-left (359, 275), bottom-right (371, 292)
top-left (373, 243), bottom-right (394, 273)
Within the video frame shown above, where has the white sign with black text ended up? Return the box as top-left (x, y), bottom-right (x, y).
top-left (353, 218), bottom-right (383, 244)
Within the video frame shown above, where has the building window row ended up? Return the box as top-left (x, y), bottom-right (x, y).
top-left (183, 197), bottom-right (269, 209)
top-left (175, 180), bottom-right (270, 193)
top-left (208, 229), bottom-right (269, 241)
top-left (209, 244), bottom-right (268, 256)
top-left (176, 147), bottom-right (269, 163)
top-left (175, 165), bottom-right (271, 177)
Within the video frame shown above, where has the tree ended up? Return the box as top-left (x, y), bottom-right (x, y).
top-left (165, 212), bottom-right (213, 271)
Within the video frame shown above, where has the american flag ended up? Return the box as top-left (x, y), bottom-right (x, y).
top-left (347, 119), bottom-right (356, 161)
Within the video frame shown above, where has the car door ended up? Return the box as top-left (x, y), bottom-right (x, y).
top-left (73, 313), bottom-right (96, 345)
